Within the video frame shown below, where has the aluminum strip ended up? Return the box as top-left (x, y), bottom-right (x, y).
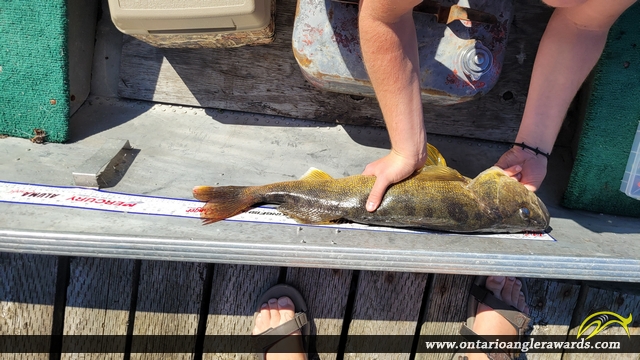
top-left (0, 229), bottom-right (638, 282)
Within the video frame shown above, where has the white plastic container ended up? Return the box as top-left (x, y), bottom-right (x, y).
top-left (108, 0), bottom-right (271, 35)
top-left (620, 120), bottom-right (640, 200)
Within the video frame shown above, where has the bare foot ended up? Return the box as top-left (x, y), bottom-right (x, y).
top-left (252, 296), bottom-right (306, 360)
top-left (467, 276), bottom-right (529, 360)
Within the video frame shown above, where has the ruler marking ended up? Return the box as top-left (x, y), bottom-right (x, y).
top-left (0, 181), bottom-right (555, 240)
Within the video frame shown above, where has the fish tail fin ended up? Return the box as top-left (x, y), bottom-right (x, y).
top-left (192, 186), bottom-right (258, 224)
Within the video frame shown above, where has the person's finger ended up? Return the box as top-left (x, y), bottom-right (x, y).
top-left (501, 164), bottom-right (522, 176)
top-left (366, 177), bottom-right (389, 212)
top-left (523, 183), bottom-right (537, 192)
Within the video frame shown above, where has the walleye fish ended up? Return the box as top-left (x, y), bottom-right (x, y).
top-left (193, 145), bottom-right (550, 233)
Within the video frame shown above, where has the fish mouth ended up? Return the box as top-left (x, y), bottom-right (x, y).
top-left (537, 197), bottom-right (551, 228)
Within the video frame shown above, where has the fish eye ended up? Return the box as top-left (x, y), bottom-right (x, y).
top-left (519, 207), bottom-right (530, 220)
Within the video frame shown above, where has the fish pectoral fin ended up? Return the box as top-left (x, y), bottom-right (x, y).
top-left (415, 166), bottom-right (468, 182)
top-left (299, 167), bottom-right (335, 181)
top-left (278, 203), bottom-right (341, 224)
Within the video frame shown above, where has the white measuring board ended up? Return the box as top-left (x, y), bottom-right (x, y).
top-left (0, 181), bottom-right (554, 240)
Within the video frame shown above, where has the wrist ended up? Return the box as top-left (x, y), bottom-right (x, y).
top-left (391, 145), bottom-right (427, 167)
top-left (511, 142), bottom-right (551, 160)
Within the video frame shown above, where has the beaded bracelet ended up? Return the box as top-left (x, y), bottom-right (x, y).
top-left (511, 142), bottom-right (551, 159)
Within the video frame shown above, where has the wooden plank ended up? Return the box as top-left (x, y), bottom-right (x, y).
top-left (344, 271), bottom-right (429, 360)
top-left (131, 260), bottom-right (207, 360)
top-left (415, 274), bottom-right (475, 360)
top-left (286, 267), bottom-right (354, 360)
top-left (525, 278), bottom-right (581, 360)
top-left (203, 264), bottom-right (280, 360)
top-left (564, 284), bottom-right (640, 360)
top-left (61, 257), bottom-right (135, 359)
top-left (0, 253), bottom-right (58, 359)
top-left (118, 0), bottom-right (554, 143)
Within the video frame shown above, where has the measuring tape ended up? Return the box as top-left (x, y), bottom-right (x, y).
top-left (0, 180), bottom-right (554, 240)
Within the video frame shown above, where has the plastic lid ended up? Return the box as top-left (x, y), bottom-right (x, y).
top-left (108, 0), bottom-right (271, 35)
top-left (620, 120), bottom-right (640, 200)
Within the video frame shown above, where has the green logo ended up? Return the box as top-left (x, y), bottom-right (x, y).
top-left (577, 311), bottom-right (632, 339)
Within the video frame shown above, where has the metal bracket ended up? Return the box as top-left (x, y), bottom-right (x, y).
top-left (73, 139), bottom-right (133, 188)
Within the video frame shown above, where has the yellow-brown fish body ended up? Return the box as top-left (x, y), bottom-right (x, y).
top-left (193, 162), bottom-right (550, 233)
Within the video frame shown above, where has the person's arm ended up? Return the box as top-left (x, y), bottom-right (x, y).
top-left (497, 0), bottom-right (636, 191)
top-left (359, 0), bottom-right (426, 212)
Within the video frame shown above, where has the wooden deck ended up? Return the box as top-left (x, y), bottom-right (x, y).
top-left (2, 253), bottom-right (639, 359)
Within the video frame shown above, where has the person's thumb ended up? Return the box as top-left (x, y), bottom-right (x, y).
top-left (366, 177), bottom-right (389, 212)
top-left (501, 164), bottom-right (522, 177)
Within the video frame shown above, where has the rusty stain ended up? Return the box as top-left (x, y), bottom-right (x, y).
top-left (421, 87), bottom-right (455, 98)
top-left (293, 48), bottom-right (313, 68)
top-left (302, 23), bottom-right (324, 46)
top-left (294, 0), bottom-right (302, 17)
top-left (445, 69), bottom-right (487, 89)
top-left (332, 32), bottom-right (357, 50)
top-left (49, 99), bottom-right (56, 105)
top-left (30, 129), bottom-right (46, 144)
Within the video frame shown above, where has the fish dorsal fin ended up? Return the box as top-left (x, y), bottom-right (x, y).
top-left (415, 166), bottom-right (467, 182)
top-left (299, 167), bottom-right (334, 180)
top-left (424, 143), bottom-right (447, 167)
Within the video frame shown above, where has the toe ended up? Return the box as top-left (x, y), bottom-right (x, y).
top-left (517, 292), bottom-right (527, 312)
top-left (268, 298), bottom-right (281, 328)
top-left (277, 296), bottom-right (296, 322)
top-left (484, 276), bottom-right (506, 301)
top-left (510, 279), bottom-right (523, 305)
top-left (517, 292), bottom-right (530, 315)
top-left (501, 277), bottom-right (516, 304)
top-left (252, 303), bottom-right (271, 335)
top-left (277, 296), bottom-right (301, 336)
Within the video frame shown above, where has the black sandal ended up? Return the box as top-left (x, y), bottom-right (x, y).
top-left (252, 284), bottom-right (310, 359)
top-left (454, 276), bottom-right (531, 360)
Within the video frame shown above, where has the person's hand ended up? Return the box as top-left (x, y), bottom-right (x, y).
top-left (495, 146), bottom-right (548, 191)
top-left (362, 149), bottom-right (426, 212)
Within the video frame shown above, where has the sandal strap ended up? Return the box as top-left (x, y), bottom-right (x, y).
top-left (470, 283), bottom-right (531, 333)
top-left (459, 324), bottom-right (516, 360)
top-left (253, 312), bottom-right (308, 352)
